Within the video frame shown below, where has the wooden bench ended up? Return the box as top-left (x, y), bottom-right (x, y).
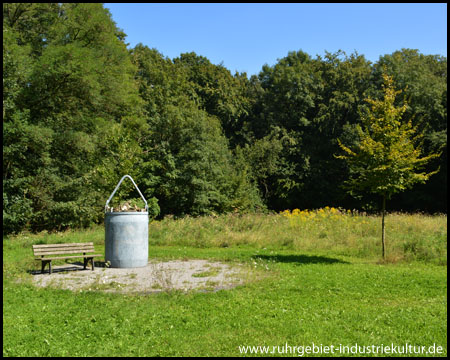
top-left (32, 242), bottom-right (102, 274)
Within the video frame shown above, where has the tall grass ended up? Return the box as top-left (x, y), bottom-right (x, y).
top-left (149, 208), bottom-right (447, 264)
top-left (4, 209), bottom-right (446, 265)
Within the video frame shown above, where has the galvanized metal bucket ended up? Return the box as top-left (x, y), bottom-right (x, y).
top-left (104, 175), bottom-right (149, 268)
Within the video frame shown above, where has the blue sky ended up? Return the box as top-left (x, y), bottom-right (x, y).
top-left (104, 3), bottom-right (447, 76)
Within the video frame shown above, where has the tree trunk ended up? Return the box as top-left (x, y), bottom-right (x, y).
top-left (381, 193), bottom-right (386, 260)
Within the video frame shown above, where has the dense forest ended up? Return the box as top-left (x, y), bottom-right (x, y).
top-left (3, 3), bottom-right (447, 234)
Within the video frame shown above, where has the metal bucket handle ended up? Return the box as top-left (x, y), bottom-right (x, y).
top-left (105, 175), bottom-right (148, 212)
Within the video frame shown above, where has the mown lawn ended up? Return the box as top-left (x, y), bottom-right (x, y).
top-left (3, 211), bottom-right (447, 357)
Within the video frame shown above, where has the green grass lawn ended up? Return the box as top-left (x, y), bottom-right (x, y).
top-left (3, 211), bottom-right (447, 357)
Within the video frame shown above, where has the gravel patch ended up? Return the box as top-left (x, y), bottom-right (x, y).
top-left (31, 260), bottom-right (248, 294)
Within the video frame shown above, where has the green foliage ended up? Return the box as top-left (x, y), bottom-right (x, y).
top-left (373, 49), bottom-right (447, 212)
top-left (336, 73), bottom-right (441, 199)
top-left (3, 3), bottom-right (145, 233)
top-left (2, 191), bottom-right (33, 236)
top-left (246, 50), bottom-right (375, 210)
top-left (336, 73), bottom-right (442, 259)
top-left (301, 51), bottom-right (374, 209)
top-left (173, 52), bottom-right (252, 147)
top-left (3, 110), bottom-right (53, 233)
top-left (2, 3), bottom-right (447, 234)
top-left (131, 45), bottom-right (262, 217)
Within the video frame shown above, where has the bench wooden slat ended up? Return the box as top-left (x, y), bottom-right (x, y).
top-left (33, 245), bottom-right (94, 252)
top-left (34, 250), bottom-right (95, 255)
top-left (34, 246), bottom-right (94, 250)
top-left (35, 254), bottom-right (102, 261)
top-left (34, 249), bottom-right (96, 256)
top-left (33, 242), bottom-right (95, 256)
top-left (33, 242), bottom-right (94, 249)
top-left (33, 245), bottom-right (95, 250)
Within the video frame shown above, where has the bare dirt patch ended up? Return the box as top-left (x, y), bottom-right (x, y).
top-left (31, 260), bottom-right (250, 294)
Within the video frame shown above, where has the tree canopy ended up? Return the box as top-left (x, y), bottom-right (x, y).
top-left (3, 3), bottom-right (447, 235)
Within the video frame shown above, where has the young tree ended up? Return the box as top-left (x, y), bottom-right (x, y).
top-left (336, 73), bottom-right (441, 259)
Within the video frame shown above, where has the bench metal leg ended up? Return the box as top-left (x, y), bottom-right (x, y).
top-left (41, 260), bottom-right (52, 274)
top-left (39, 256), bottom-right (97, 274)
top-left (83, 257), bottom-right (95, 271)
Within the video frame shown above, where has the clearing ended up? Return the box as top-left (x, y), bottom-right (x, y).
top-left (31, 259), bottom-right (248, 294)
